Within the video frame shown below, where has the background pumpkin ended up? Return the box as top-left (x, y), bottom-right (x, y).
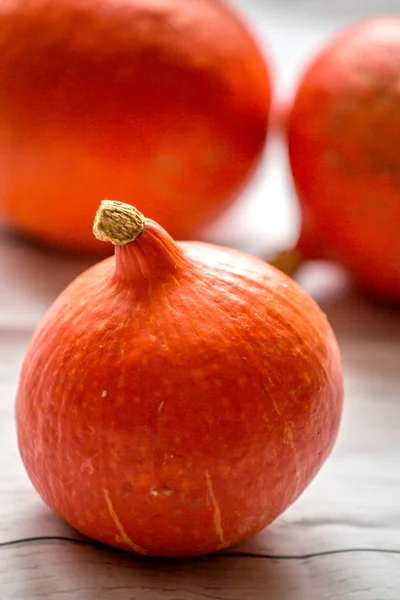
top-left (0, 0), bottom-right (271, 255)
top-left (280, 17), bottom-right (400, 300)
top-left (15, 200), bottom-right (344, 558)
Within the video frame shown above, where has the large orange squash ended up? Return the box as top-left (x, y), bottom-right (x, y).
top-left (0, 0), bottom-right (271, 254)
top-left (16, 200), bottom-right (343, 558)
top-left (284, 17), bottom-right (400, 300)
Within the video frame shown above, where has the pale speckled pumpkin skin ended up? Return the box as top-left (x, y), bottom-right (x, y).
top-left (16, 220), bottom-right (343, 558)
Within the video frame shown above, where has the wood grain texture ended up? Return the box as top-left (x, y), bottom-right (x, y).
top-left (1, 543), bottom-right (400, 600)
top-left (1, 0), bottom-right (400, 597)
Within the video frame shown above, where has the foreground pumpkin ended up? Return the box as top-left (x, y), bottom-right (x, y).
top-left (280, 17), bottom-right (400, 300)
top-left (0, 0), bottom-right (271, 254)
top-left (16, 201), bottom-right (343, 558)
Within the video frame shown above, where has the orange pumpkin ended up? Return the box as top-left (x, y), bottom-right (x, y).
top-left (0, 0), bottom-right (271, 254)
top-left (284, 17), bottom-right (400, 300)
top-left (16, 200), bottom-right (343, 558)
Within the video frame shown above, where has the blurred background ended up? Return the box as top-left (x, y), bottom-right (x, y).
top-left (208, 0), bottom-right (400, 259)
top-left (2, 0), bottom-right (400, 303)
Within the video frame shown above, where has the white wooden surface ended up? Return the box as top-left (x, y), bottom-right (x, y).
top-left (1, 1), bottom-right (400, 598)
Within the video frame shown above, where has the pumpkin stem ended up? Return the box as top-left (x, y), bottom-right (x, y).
top-left (93, 200), bottom-right (145, 246)
top-left (268, 247), bottom-right (304, 277)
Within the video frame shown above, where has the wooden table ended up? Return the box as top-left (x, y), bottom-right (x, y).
top-left (1, 1), bottom-right (400, 597)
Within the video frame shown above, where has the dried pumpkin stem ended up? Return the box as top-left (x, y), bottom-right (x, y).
top-left (93, 200), bottom-right (145, 246)
top-left (269, 247), bottom-right (304, 277)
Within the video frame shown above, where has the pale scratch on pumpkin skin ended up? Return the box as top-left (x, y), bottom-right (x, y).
top-left (103, 489), bottom-right (147, 555)
top-left (272, 398), bottom-right (281, 417)
top-left (272, 399), bottom-right (300, 494)
top-left (205, 470), bottom-right (226, 549)
top-left (283, 424), bottom-right (301, 495)
top-left (79, 454), bottom-right (98, 475)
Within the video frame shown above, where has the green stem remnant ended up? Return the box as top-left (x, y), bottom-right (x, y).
top-left (269, 247), bottom-right (305, 278)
